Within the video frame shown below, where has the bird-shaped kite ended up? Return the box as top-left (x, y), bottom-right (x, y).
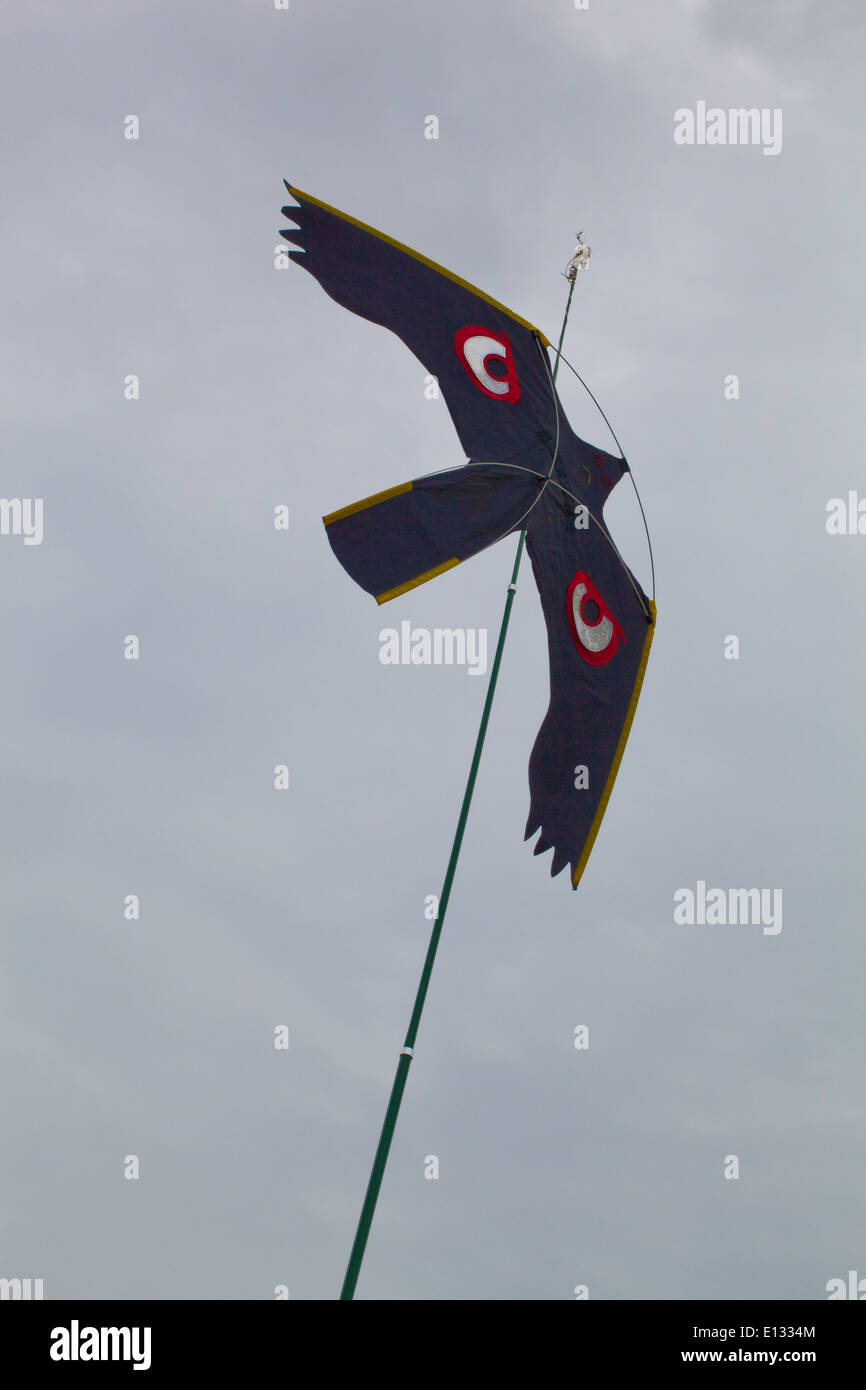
top-left (280, 183), bottom-right (655, 888)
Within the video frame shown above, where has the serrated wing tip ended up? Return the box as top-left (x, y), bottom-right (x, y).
top-left (527, 808), bottom-right (582, 888)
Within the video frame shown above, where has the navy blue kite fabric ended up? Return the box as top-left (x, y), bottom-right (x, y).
top-left (281, 183), bottom-right (655, 888)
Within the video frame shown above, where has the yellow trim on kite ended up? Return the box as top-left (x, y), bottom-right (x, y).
top-left (376, 559), bottom-right (461, 605)
top-left (287, 183), bottom-right (551, 348)
top-left (323, 481), bottom-right (413, 527)
top-left (571, 601), bottom-right (657, 890)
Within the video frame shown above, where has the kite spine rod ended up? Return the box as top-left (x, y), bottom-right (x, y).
top-left (551, 345), bottom-right (656, 603)
top-left (478, 460), bottom-right (651, 620)
top-left (338, 274), bottom-right (577, 1302)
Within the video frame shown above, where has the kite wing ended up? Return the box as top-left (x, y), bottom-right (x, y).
top-left (322, 462), bottom-right (545, 605)
top-left (280, 182), bottom-right (560, 465)
top-left (522, 484), bottom-right (655, 888)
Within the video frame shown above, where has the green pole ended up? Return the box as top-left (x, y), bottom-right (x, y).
top-left (339, 269), bottom-right (578, 1302)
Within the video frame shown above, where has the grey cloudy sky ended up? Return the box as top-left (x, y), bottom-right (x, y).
top-left (1, 0), bottom-right (863, 1300)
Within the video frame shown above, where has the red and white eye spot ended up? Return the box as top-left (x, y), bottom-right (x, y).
top-left (454, 324), bottom-right (520, 402)
top-left (567, 571), bottom-right (625, 666)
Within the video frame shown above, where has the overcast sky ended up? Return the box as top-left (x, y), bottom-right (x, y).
top-left (1, 0), bottom-right (864, 1301)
